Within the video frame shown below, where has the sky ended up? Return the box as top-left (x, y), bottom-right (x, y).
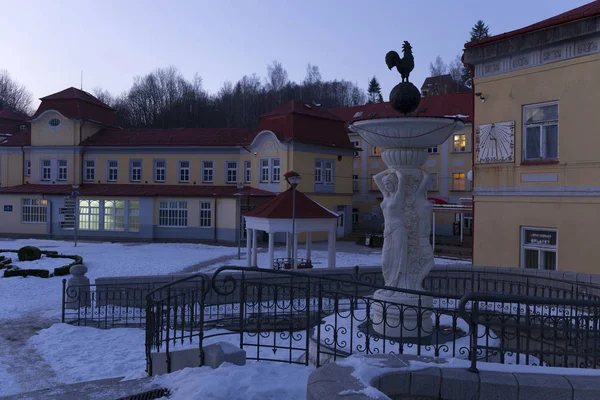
top-left (0, 0), bottom-right (591, 109)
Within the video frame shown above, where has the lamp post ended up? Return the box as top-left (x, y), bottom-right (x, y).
top-left (71, 184), bottom-right (80, 247)
top-left (236, 182), bottom-right (245, 260)
top-left (284, 171), bottom-right (302, 269)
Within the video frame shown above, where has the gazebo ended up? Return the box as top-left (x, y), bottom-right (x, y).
top-left (243, 172), bottom-right (339, 269)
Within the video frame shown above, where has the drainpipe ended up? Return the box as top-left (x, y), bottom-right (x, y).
top-left (213, 196), bottom-right (218, 243)
top-left (78, 120), bottom-right (86, 185)
top-left (20, 146), bottom-right (25, 185)
top-left (463, 54), bottom-right (476, 263)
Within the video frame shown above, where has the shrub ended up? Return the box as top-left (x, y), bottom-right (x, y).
top-left (18, 246), bottom-right (42, 262)
top-left (4, 268), bottom-right (50, 278)
top-left (52, 255), bottom-right (83, 276)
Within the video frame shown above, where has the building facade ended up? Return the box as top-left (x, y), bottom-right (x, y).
top-left (0, 89), bottom-right (354, 243)
top-left (464, 1), bottom-right (600, 273)
top-left (330, 93), bottom-right (473, 235)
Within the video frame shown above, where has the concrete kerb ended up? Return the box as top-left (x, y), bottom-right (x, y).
top-left (306, 354), bottom-right (600, 400)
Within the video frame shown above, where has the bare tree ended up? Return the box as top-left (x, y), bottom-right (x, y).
top-left (0, 70), bottom-right (32, 114)
top-left (92, 87), bottom-right (114, 107)
top-left (429, 56), bottom-right (448, 77)
top-left (448, 55), bottom-right (463, 84)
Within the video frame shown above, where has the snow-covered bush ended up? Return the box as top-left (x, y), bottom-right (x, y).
top-left (17, 246), bottom-right (42, 262)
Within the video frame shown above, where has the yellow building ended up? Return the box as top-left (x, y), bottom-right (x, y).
top-left (0, 88), bottom-right (354, 243)
top-left (330, 92), bottom-right (474, 235)
top-left (463, 2), bottom-right (600, 273)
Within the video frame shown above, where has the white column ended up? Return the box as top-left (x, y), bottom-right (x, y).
top-left (305, 232), bottom-right (312, 261)
top-left (268, 232), bottom-right (275, 269)
top-left (285, 233), bottom-right (291, 259)
top-left (293, 233), bottom-right (298, 269)
top-left (460, 213), bottom-right (464, 243)
top-left (246, 228), bottom-right (252, 268)
top-left (327, 230), bottom-right (336, 269)
top-left (252, 229), bottom-right (258, 267)
top-left (432, 212), bottom-right (436, 253)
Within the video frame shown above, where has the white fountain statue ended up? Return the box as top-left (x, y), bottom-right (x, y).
top-left (349, 41), bottom-right (464, 338)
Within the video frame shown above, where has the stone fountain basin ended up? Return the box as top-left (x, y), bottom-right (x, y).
top-left (349, 117), bottom-right (465, 149)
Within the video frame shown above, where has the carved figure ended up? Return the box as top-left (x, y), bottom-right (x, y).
top-left (385, 41), bottom-right (415, 83)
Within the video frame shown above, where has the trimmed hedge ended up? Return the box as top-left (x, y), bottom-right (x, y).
top-left (18, 246), bottom-right (42, 261)
top-left (0, 248), bottom-right (83, 278)
top-left (4, 268), bottom-right (50, 278)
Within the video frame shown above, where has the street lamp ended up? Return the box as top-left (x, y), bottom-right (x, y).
top-left (71, 184), bottom-right (80, 247)
top-left (284, 171), bottom-right (301, 269)
top-left (236, 182), bottom-right (245, 259)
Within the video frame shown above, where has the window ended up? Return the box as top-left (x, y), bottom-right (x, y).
top-left (25, 160), bottom-right (31, 176)
top-left (370, 174), bottom-right (378, 191)
top-left (129, 201), bottom-right (140, 232)
top-left (22, 199), bottom-right (47, 223)
top-left (49, 118), bottom-right (61, 127)
top-left (351, 140), bottom-right (360, 158)
top-left (159, 201), bottom-right (187, 227)
top-left (428, 147), bottom-right (438, 154)
top-left (260, 159), bottom-right (270, 182)
top-left (107, 160), bottom-right (118, 182)
top-left (41, 159), bottom-right (51, 181)
top-left (352, 208), bottom-right (359, 230)
top-left (325, 160), bottom-right (333, 184)
top-left (315, 160), bottom-right (323, 183)
top-left (179, 161), bottom-right (190, 182)
top-left (521, 228), bottom-right (557, 270)
top-left (129, 160), bottom-right (142, 182)
top-left (429, 173), bottom-right (438, 191)
top-left (202, 161), bottom-right (214, 183)
top-left (154, 160), bottom-right (166, 182)
top-left (371, 146), bottom-right (382, 156)
top-left (272, 158), bottom-right (280, 182)
top-left (200, 201), bottom-right (212, 227)
top-left (226, 161), bottom-right (237, 183)
top-left (57, 160), bottom-right (67, 181)
top-left (104, 200), bottom-right (125, 231)
top-left (353, 174), bottom-right (359, 192)
top-left (523, 102), bottom-right (559, 161)
top-left (452, 172), bottom-right (467, 191)
top-left (453, 134), bottom-right (467, 152)
top-left (78, 200), bottom-right (100, 230)
top-left (244, 160), bottom-right (251, 184)
top-left (84, 160), bottom-right (95, 181)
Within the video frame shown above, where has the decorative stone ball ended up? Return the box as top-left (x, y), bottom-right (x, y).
top-left (70, 264), bottom-right (88, 277)
top-left (389, 82), bottom-right (421, 115)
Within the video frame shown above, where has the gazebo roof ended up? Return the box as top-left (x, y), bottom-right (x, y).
top-left (244, 188), bottom-right (338, 219)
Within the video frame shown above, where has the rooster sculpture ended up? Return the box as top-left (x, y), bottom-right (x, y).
top-left (385, 41), bottom-right (415, 83)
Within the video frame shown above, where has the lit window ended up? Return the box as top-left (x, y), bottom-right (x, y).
top-left (159, 201), bottom-right (187, 227)
top-left (130, 160), bottom-right (142, 182)
top-left (260, 159), bottom-right (270, 183)
top-left (107, 160), bottom-right (118, 182)
top-left (452, 172), bottom-right (466, 191)
top-left (272, 158), bottom-right (280, 182)
top-left (129, 201), bottom-right (140, 232)
top-left (78, 200), bottom-right (100, 230)
top-left (84, 160), bottom-right (95, 181)
top-left (226, 161), bottom-right (237, 183)
top-left (103, 200), bottom-right (125, 231)
top-left (353, 175), bottom-right (359, 192)
top-left (453, 134), bottom-right (467, 152)
top-left (370, 174), bottom-right (377, 191)
top-left (22, 198), bottom-right (48, 223)
top-left (523, 102), bottom-right (558, 161)
top-left (521, 228), bottom-right (557, 270)
top-left (41, 160), bottom-right (51, 181)
top-left (154, 160), bottom-right (165, 182)
top-left (371, 146), bottom-right (382, 156)
top-left (200, 201), bottom-right (212, 227)
top-left (314, 160), bottom-right (323, 184)
top-left (202, 161), bottom-right (214, 183)
top-left (179, 161), bottom-right (190, 182)
top-left (244, 160), bottom-right (251, 184)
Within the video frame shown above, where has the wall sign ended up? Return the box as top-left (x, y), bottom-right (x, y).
top-left (3, 205), bottom-right (12, 212)
top-left (524, 230), bottom-right (557, 246)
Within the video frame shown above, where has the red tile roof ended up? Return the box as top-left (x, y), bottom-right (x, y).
top-left (0, 109), bottom-right (29, 121)
top-left (0, 130), bottom-right (30, 146)
top-left (329, 92), bottom-right (473, 124)
top-left (244, 188), bottom-right (338, 219)
top-left (31, 87), bottom-right (117, 126)
top-left (465, 1), bottom-right (600, 48)
top-left (258, 100), bottom-right (353, 150)
top-left (0, 184), bottom-right (275, 198)
top-left (80, 127), bottom-right (256, 147)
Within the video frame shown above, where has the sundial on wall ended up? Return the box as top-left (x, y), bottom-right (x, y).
top-left (475, 121), bottom-right (515, 164)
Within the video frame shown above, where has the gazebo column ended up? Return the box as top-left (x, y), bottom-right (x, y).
top-left (286, 233), bottom-right (291, 259)
top-left (293, 233), bottom-right (298, 269)
top-left (305, 232), bottom-right (312, 261)
top-left (327, 230), bottom-right (336, 269)
top-left (251, 229), bottom-right (258, 267)
top-left (246, 228), bottom-right (252, 268)
top-left (268, 232), bottom-right (275, 269)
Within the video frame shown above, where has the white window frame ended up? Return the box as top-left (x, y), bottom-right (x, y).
top-left (78, 199), bottom-right (100, 230)
top-left (159, 201), bottom-right (188, 227)
top-left (428, 146), bottom-right (438, 154)
top-left (107, 160), bottom-right (119, 182)
top-left (315, 160), bottom-right (323, 184)
top-left (451, 172), bottom-right (467, 192)
top-left (41, 159), bottom-right (51, 181)
top-left (260, 159), bottom-right (270, 183)
top-left (202, 161), bottom-right (214, 183)
top-left (25, 160), bottom-right (31, 177)
top-left (226, 161), bottom-right (238, 183)
top-left (84, 160), bottom-right (95, 182)
top-left (520, 227), bottom-right (558, 270)
top-left (154, 159), bottom-right (166, 183)
top-left (352, 174), bottom-right (359, 192)
top-left (21, 198), bottom-right (48, 223)
top-left (103, 200), bottom-right (125, 231)
top-left (325, 160), bottom-right (334, 184)
top-left (129, 200), bottom-right (140, 232)
top-left (178, 160), bottom-right (190, 183)
top-left (244, 160), bottom-right (251, 184)
top-left (429, 173), bottom-right (439, 191)
top-left (57, 159), bottom-right (68, 181)
top-left (200, 201), bottom-right (212, 227)
top-left (271, 158), bottom-right (280, 182)
top-left (453, 134), bottom-right (467, 153)
top-left (130, 159), bottom-right (142, 182)
top-left (351, 140), bottom-right (360, 158)
top-left (522, 101), bottom-right (559, 161)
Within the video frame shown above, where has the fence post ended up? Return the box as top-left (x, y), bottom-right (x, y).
top-left (469, 299), bottom-right (479, 373)
top-left (61, 279), bottom-right (66, 323)
top-left (165, 286), bottom-right (171, 374)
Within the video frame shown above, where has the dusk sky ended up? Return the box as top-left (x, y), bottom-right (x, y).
top-left (1, 0), bottom-right (590, 108)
